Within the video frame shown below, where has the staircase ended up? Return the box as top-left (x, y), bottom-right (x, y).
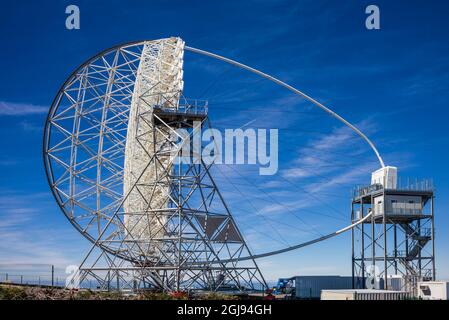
top-left (400, 224), bottom-right (431, 260)
top-left (395, 224), bottom-right (432, 294)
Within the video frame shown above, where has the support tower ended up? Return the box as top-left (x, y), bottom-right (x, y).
top-left (351, 167), bottom-right (435, 295)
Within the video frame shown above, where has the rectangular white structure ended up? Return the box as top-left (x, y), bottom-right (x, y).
top-left (418, 281), bottom-right (449, 300)
top-left (321, 289), bottom-right (410, 300)
top-left (373, 194), bottom-right (423, 216)
top-left (371, 166), bottom-right (398, 189)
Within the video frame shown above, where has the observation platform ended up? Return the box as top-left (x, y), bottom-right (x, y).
top-left (352, 179), bottom-right (434, 223)
top-left (153, 98), bottom-right (208, 126)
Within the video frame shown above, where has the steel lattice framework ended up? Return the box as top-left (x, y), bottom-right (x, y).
top-left (351, 185), bottom-right (435, 294)
top-left (43, 38), bottom-right (266, 292)
top-left (44, 36), bottom-right (390, 292)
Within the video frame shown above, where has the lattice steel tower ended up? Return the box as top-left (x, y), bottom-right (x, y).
top-left (351, 167), bottom-right (436, 294)
top-left (44, 37), bottom-right (266, 292)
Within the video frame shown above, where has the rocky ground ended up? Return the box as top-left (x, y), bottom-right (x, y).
top-left (0, 284), bottom-right (239, 300)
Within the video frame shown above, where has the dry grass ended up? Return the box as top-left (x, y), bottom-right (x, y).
top-left (0, 284), bottom-right (240, 300)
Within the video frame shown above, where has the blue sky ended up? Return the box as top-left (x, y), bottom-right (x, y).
top-left (0, 0), bottom-right (448, 282)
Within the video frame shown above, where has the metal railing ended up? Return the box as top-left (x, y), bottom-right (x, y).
top-left (353, 177), bottom-right (434, 199)
top-left (418, 228), bottom-right (432, 238)
top-left (353, 183), bottom-right (383, 198)
top-left (152, 93), bottom-right (208, 116)
top-left (396, 178), bottom-right (434, 192)
top-left (154, 101), bottom-right (208, 116)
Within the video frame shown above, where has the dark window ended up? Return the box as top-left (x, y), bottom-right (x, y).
top-left (420, 286), bottom-right (431, 296)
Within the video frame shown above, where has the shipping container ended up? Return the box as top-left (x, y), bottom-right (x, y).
top-left (295, 276), bottom-right (362, 299)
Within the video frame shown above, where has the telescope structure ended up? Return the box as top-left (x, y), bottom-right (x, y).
top-left (44, 37), bottom-right (265, 292)
top-left (44, 36), bottom-right (407, 293)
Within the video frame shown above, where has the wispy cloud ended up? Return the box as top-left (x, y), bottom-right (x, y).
top-left (281, 121), bottom-right (375, 180)
top-left (212, 94), bottom-right (308, 129)
top-left (257, 198), bottom-right (310, 215)
top-left (0, 228), bottom-right (78, 267)
top-left (0, 192), bottom-right (83, 267)
top-left (0, 159), bottom-right (20, 166)
top-left (306, 162), bottom-right (376, 194)
top-left (20, 120), bottom-right (43, 132)
top-left (0, 208), bottom-right (35, 228)
top-left (0, 101), bottom-right (48, 116)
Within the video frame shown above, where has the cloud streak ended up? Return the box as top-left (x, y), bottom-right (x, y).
top-left (281, 122), bottom-right (375, 180)
top-left (0, 192), bottom-right (83, 267)
top-left (0, 101), bottom-right (48, 116)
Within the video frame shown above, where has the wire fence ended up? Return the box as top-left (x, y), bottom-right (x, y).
top-left (0, 264), bottom-right (269, 292)
top-left (0, 264), bottom-right (65, 288)
top-left (0, 264), bottom-right (104, 290)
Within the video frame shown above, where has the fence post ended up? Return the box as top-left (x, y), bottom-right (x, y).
top-left (51, 265), bottom-right (54, 287)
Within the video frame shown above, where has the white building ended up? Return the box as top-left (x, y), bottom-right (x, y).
top-left (418, 281), bottom-right (449, 300)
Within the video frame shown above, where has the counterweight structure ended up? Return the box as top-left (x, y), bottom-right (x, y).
top-left (351, 169), bottom-right (435, 295)
top-left (123, 38), bottom-right (185, 258)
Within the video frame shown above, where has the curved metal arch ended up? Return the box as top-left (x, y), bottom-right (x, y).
top-left (183, 45), bottom-right (385, 263)
top-left (185, 46), bottom-right (385, 168)
top-left (187, 212), bottom-right (373, 265)
top-left (43, 41), bottom-right (149, 263)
